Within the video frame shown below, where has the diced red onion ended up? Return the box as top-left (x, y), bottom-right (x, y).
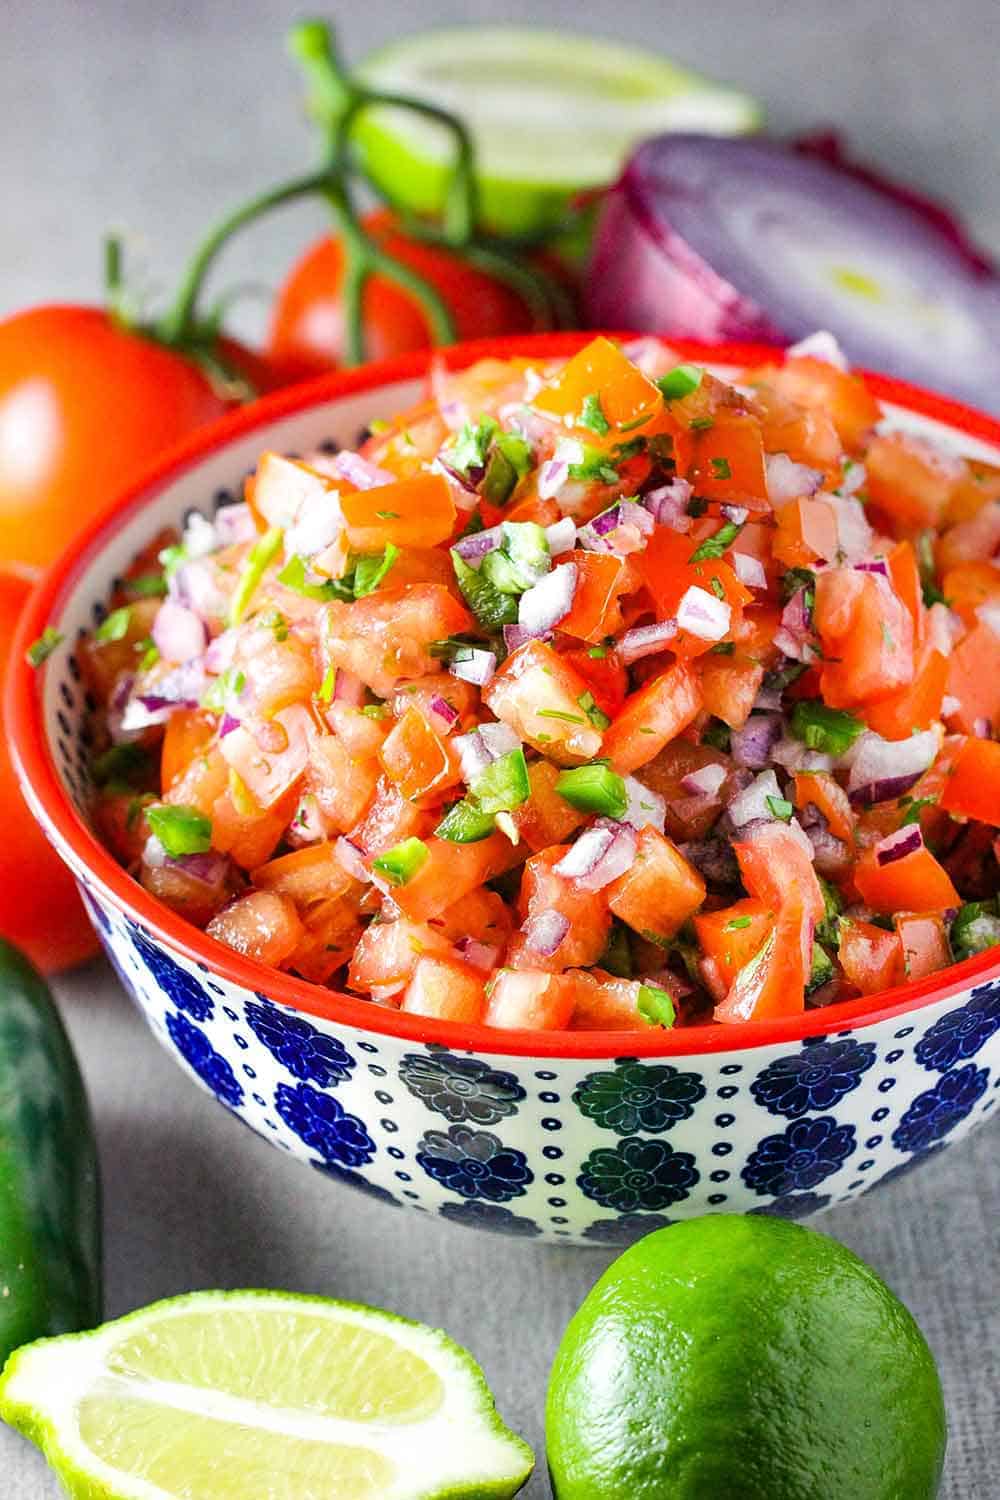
top-left (152, 600), bottom-right (207, 663)
top-left (731, 714), bottom-right (782, 769)
top-left (681, 763), bottom-right (727, 798)
top-left (847, 727), bottom-right (939, 804)
top-left (728, 769), bottom-right (783, 827)
top-left (753, 677), bottom-right (786, 713)
top-left (941, 694), bottom-right (962, 718)
top-left (204, 628), bottom-right (238, 675)
top-left (545, 517), bottom-right (577, 556)
top-left (333, 668), bottom-right (365, 707)
top-left (720, 504), bottom-right (749, 525)
top-left (137, 660), bottom-right (207, 711)
top-left (839, 460), bottom-right (866, 497)
top-left (285, 490), bottom-right (343, 558)
top-left (334, 451), bottom-right (394, 490)
top-left (622, 775), bottom-right (667, 832)
top-left (427, 694), bottom-right (460, 733)
top-left (770, 736), bottom-right (834, 774)
top-left (977, 600), bottom-right (1000, 636)
top-left (142, 834), bottom-right (169, 868)
top-left (219, 712), bottom-right (241, 738)
top-left (181, 511), bottom-right (218, 558)
top-left (616, 619), bottom-right (678, 664)
top-left (742, 812), bottom-right (816, 862)
top-left (676, 585), bottom-right (731, 641)
top-left (170, 558), bottom-right (225, 622)
top-left (214, 503), bottom-right (257, 547)
top-left (454, 730), bottom-right (495, 783)
top-left (450, 649), bottom-right (496, 687)
top-left (556, 820), bottom-right (637, 891)
top-left (433, 456), bottom-right (482, 500)
top-left (731, 552), bottom-right (767, 589)
top-left (478, 721), bottom-right (520, 759)
top-left (538, 458), bottom-right (569, 501)
top-left (876, 824), bottom-right (924, 866)
top-left (621, 336), bottom-right (680, 378)
top-left (452, 524), bottom-right (503, 566)
top-left (522, 910), bottom-right (570, 956)
top-left (766, 453), bottom-right (824, 507)
top-left (827, 494), bottom-right (873, 562)
top-left (973, 717), bottom-right (992, 738)
top-left (679, 838), bottom-right (740, 885)
top-left (806, 822), bottom-right (852, 877)
top-left (518, 563), bottom-right (577, 633)
top-left (454, 937), bottom-right (500, 972)
top-left (335, 837), bottom-right (372, 884)
top-left (788, 330), bottom-right (849, 369)
top-left (643, 480), bottom-right (693, 531)
top-left (854, 558), bottom-right (889, 578)
top-left (503, 622), bottom-right (552, 653)
top-left (776, 586), bottom-right (814, 662)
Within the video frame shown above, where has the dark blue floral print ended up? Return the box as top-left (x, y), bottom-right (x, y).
top-left (578, 1137), bottom-right (698, 1213)
top-left (582, 1213), bottom-right (673, 1246)
top-left (311, 1160), bottom-right (398, 1207)
top-left (750, 1038), bottom-right (876, 1120)
top-left (749, 1192), bottom-right (832, 1220)
top-left (915, 982), bottom-right (1000, 1073)
top-left (891, 1065), bottom-right (989, 1155)
top-left (416, 1126), bottom-right (532, 1202)
top-left (245, 997), bottom-right (355, 1087)
top-left (131, 928), bottom-right (214, 1021)
top-left (439, 1201), bottom-right (542, 1237)
top-left (742, 1116), bottom-right (856, 1197)
top-left (276, 1082), bottom-right (375, 1169)
top-left (399, 1051), bottom-right (525, 1125)
top-left (165, 1011), bottom-right (244, 1108)
top-left (574, 1061), bottom-right (705, 1135)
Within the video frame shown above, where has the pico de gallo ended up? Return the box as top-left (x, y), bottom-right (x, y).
top-left (74, 334), bottom-right (1000, 1031)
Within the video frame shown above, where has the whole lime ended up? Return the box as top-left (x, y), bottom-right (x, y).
top-left (546, 1215), bottom-right (946, 1499)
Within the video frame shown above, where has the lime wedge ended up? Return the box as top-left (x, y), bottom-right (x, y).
top-left (354, 27), bottom-right (762, 235)
top-left (0, 1290), bottom-right (534, 1499)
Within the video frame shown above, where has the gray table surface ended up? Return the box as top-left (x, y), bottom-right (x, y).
top-left (3, 2), bottom-right (999, 1496)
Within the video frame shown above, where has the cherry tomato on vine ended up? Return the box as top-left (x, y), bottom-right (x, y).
top-left (0, 306), bottom-right (268, 572)
top-left (0, 569), bottom-right (98, 971)
top-left (268, 209), bottom-right (574, 379)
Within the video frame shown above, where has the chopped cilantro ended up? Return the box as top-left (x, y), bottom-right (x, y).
top-left (790, 700), bottom-right (864, 756)
top-left (577, 691), bottom-right (611, 731)
top-left (689, 520), bottom-right (743, 562)
top-left (709, 456), bottom-right (732, 481)
top-left (353, 543), bottom-right (399, 598)
top-left (579, 392), bottom-right (610, 436)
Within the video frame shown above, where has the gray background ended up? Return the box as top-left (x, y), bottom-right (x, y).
top-left (3, 2), bottom-right (999, 1495)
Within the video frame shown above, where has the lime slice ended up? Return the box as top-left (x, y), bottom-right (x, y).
top-left (354, 28), bottom-right (762, 236)
top-left (0, 1290), bottom-right (534, 1499)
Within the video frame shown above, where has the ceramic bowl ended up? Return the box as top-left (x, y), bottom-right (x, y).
top-left (10, 334), bottom-right (1000, 1246)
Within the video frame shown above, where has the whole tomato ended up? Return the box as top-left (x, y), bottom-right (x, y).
top-left (0, 570), bottom-right (98, 972)
top-left (268, 208), bottom-right (572, 379)
top-left (0, 306), bottom-right (267, 572)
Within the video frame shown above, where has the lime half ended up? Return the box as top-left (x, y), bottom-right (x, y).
top-left (0, 1290), bottom-right (534, 1499)
top-left (355, 27), bottom-right (762, 235)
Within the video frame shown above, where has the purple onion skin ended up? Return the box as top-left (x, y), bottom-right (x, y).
top-left (731, 714), bottom-right (782, 770)
top-left (849, 771), bottom-right (923, 807)
top-left (876, 827), bottom-right (924, 866)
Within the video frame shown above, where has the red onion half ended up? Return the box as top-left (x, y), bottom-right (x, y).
top-left (586, 134), bottom-right (1000, 411)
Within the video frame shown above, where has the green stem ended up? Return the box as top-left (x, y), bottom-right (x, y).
top-left (155, 172), bottom-right (328, 347)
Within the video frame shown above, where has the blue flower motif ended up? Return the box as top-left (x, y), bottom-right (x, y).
top-left (311, 1160), bottom-right (398, 1207)
top-left (131, 928), bottom-right (214, 1020)
top-left (439, 1202), bottom-right (542, 1237)
top-left (574, 1061), bottom-right (705, 1135)
top-left (165, 1011), bottom-right (244, 1108)
top-left (578, 1137), bottom-right (698, 1213)
top-left (245, 997), bottom-right (355, 1087)
top-left (749, 1192), bottom-right (831, 1220)
top-left (582, 1213), bottom-right (673, 1246)
top-left (416, 1126), bottom-right (532, 1202)
top-left (891, 1064), bottom-right (989, 1155)
top-left (399, 1051), bottom-right (525, 1125)
top-left (742, 1116), bottom-right (856, 1197)
top-left (82, 888), bottom-right (111, 933)
top-left (750, 1038), bottom-right (876, 1120)
top-left (915, 982), bottom-right (1000, 1073)
top-left (276, 1082), bottom-right (376, 1169)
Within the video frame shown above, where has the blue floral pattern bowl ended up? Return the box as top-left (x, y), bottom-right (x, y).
top-left (11, 336), bottom-right (1000, 1246)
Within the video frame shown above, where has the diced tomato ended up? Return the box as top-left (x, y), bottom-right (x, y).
top-left (946, 464), bottom-right (1000, 525)
top-left (401, 954), bottom-right (487, 1024)
top-left (289, 898), bottom-right (364, 984)
top-left (340, 472), bottom-right (456, 550)
top-left (865, 431), bottom-right (967, 531)
top-left (360, 398), bottom-right (449, 479)
top-left (887, 540), bottom-right (925, 644)
top-left (606, 826), bottom-right (705, 943)
top-left (694, 899), bottom-right (774, 994)
top-left (895, 912), bottom-right (951, 983)
top-left (689, 413), bottom-right (769, 509)
top-left (78, 598), bottom-right (160, 701)
top-left (945, 623), bottom-right (1000, 735)
top-left (508, 758), bottom-right (589, 851)
top-left (559, 552), bottom-right (638, 643)
top-left (323, 701), bottom-right (391, 757)
top-left (636, 528), bottom-right (753, 657)
top-left (250, 452), bottom-right (337, 530)
top-left (506, 847), bottom-right (611, 972)
top-left (349, 776), bottom-right (435, 854)
top-left (814, 567), bottom-right (915, 707)
top-left (854, 842), bottom-right (960, 913)
top-left (839, 918), bottom-right (903, 995)
top-left (568, 970), bottom-right (657, 1031)
top-left (561, 646), bottom-right (629, 720)
top-left (792, 772), bottom-right (855, 846)
top-left (388, 674), bottom-right (478, 729)
top-left (348, 917), bottom-right (452, 994)
top-left (698, 651), bottom-right (764, 730)
top-left (936, 501), bottom-right (1000, 571)
top-left (864, 644), bottom-right (948, 739)
top-left (161, 710), bottom-right (216, 794)
top-left (252, 841), bottom-right (359, 905)
top-left (206, 890), bottom-right (304, 966)
top-left (320, 584), bottom-right (473, 698)
top-left (640, 740), bottom-right (733, 841)
top-left (378, 707), bottom-right (463, 804)
top-left (773, 496), bottom-right (840, 569)
top-left (939, 736), bottom-right (1000, 826)
top-left (429, 888), bottom-right (515, 949)
top-left (765, 356), bottom-right (880, 451)
top-left (388, 832), bottom-right (522, 923)
top-left (238, 632), bottom-right (317, 717)
top-left (532, 335), bottom-right (663, 430)
top-left (753, 383), bottom-right (843, 471)
top-left (307, 735), bottom-right (379, 831)
top-left (166, 744), bottom-right (229, 819)
top-left (941, 560), bottom-right (1000, 629)
top-left (483, 969), bottom-right (577, 1030)
top-left (602, 662), bottom-right (703, 774)
top-left (218, 703), bottom-right (313, 811)
top-left (483, 639), bottom-right (603, 764)
top-left (94, 789), bottom-right (152, 867)
top-left (139, 859), bottom-right (231, 929)
top-left (211, 781), bottom-right (300, 870)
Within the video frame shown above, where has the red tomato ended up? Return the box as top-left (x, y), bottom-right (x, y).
top-left (268, 210), bottom-right (559, 377)
top-left (0, 570), bottom-right (98, 971)
top-left (0, 307), bottom-right (263, 571)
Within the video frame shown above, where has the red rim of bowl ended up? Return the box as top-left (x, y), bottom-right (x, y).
top-left (9, 331), bottom-right (1000, 1059)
